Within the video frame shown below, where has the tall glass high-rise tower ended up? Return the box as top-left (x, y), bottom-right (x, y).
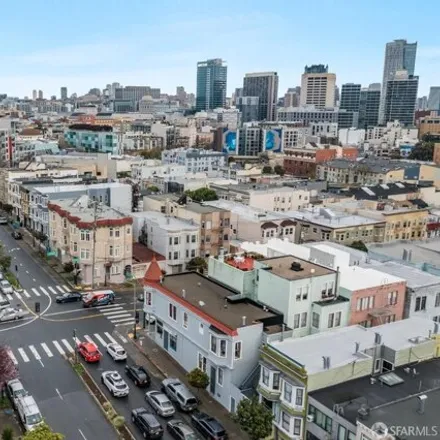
top-left (196, 59), bottom-right (227, 111)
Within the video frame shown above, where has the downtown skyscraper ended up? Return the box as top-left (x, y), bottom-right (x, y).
top-left (196, 58), bottom-right (227, 111)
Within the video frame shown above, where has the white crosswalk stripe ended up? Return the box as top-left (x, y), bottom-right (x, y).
top-left (94, 334), bottom-right (108, 347)
top-left (62, 285), bottom-right (70, 291)
top-left (61, 339), bottom-right (74, 353)
top-left (96, 303), bottom-right (126, 310)
top-left (56, 286), bottom-right (65, 293)
top-left (84, 335), bottom-right (94, 344)
top-left (107, 313), bottom-right (132, 319)
top-left (7, 350), bottom-right (18, 365)
top-left (101, 308), bottom-right (124, 315)
top-left (40, 287), bottom-right (49, 296)
top-left (104, 332), bottom-right (117, 344)
top-left (14, 291), bottom-right (22, 300)
top-left (48, 286), bottom-right (57, 294)
top-left (74, 336), bottom-right (81, 345)
top-left (112, 318), bottom-right (135, 324)
top-left (18, 348), bottom-right (29, 363)
top-left (23, 289), bottom-right (31, 298)
top-left (28, 345), bottom-right (41, 360)
top-left (115, 321), bottom-right (135, 327)
top-left (6, 294), bottom-right (13, 301)
top-left (40, 343), bottom-right (53, 358)
top-left (52, 341), bottom-right (65, 355)
top-left (31, 288), bottom-right (40, 297)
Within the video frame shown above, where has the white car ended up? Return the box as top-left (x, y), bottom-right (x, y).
top-left (0, 280), bottom-right (13, 295)
top-left (0, 307), bottom-right (28, 322)
top-left (101, 371), bottom-right (129, 397)
top-left (106, 343), bottom-right (127, 361)
top-left (6, 379), bottom-right (28, 408)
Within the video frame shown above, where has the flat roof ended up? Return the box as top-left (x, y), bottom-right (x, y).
top-left (145, 194), bottom-right (228, 213)
top-left (131, 212), bottom-right (198, 232)
top-left (311, 359), bottom-right (440, 433)
top-left (259, 255), bottom-right (335, 281)
top-left (34, 182), bottom-right (130, 194)
top-left (339, 265), bottom-right (404, 291)
top-left (161, 272), bottom-right (276, 330)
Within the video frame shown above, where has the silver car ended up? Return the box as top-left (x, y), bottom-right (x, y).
top-left (0, 307), bottom-right (28, 322)
top-left (0, 280), bottom-right (13, 295)
top-left (106, 343), bottom-right (127, 361)
top-left (145, 390), bottom-right (175, 417)
top-left (6, 379), bottom-right (28, 408)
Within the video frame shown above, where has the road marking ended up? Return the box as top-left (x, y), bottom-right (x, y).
top-left (23, 289), bottom-right (31, 298)
top-left (48, 286), bottom-right (57, 294)
top-left (6, 294), bottom-right (13, 301)
top-left (107, 313), bottom-right (132, 319)
top-left (7, 349), bottom-right (18, 365)
top-left (101, 308), bottom-right (124, 315)
top-left (104, 332), bottom-right (117, 344)
top-left (116, 333), bottom-right (128, 343)
top-left (115, 321), bottom-right (135, 327)
top-left (14, 291), bottom-right (22, 300)
top-left (56, 286), bottom-right (64, 293)
top-left (78, 429), bottom-right (87, 440)
top-left (94, 334), bottom-right (108, 347)
top-left (39, 359), bottom-right (45, 367)
top-left (31, 288), bottom-right (40, 297)
top-left (26, 271), bottom-right (29, 274)
top-left (18, 348), bottom-right (30, 362)
top-left (33, 279), bottom-right (36, 282)
top-left (96, 303), bottom-right (126, 310)
top-left (53, 341), bottom-right (65, 355)
top-left (40, 287), bottom-right (49, 296)
top-left (112, 318), bottom-right (136, 324)
top-left (28, 345), bottom-right (41, 360)
top-left (41, 343), bottom-right (53, 358)
top-left (62, 285), bottom-right (70, 291)
top-left (74, 336), bottom-right (81, 345)
top-left (56, 388), bottom-right (63, 400)
top-left (84, 335), bottom-right (94, 344)
top-left (61, 339), bottom-right (74, 353)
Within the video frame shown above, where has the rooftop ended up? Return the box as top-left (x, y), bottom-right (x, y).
top-left (131, 211), bottom-right (198, 232)
top-left (339, 265), bottom-right (405, 291)
top-left (348, 182), bottom-right (420, 201)
top-left (259, 255), bottom-right (335, 281)
top-left (161, 272), bottom-right (277, 332)
top-left (132, 243), bottom-right (165, 263)
top-left (322, 158), bottom-right (414, 173)
top-left (33, 182), bottom-right (130, 194)
top-left (311, 359), bottom-right (440, 434)
top-left (225, 256), bottom-right (255, 271)
top-left (145, 194), bottom-right (228, 214)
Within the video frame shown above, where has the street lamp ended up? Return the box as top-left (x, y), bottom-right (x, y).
top-left (73, 328), bottom-right (78, 363)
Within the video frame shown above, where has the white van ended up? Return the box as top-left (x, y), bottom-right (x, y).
top-left (0, 294), bottom-right (10, 310)
top-left (16, 395), bottom-right (44, 431)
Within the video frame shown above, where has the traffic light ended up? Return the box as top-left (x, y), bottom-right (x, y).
top-left (135, 311), bottom-right (140, 324)
top-left (35, 302), bottom-right (40, 313)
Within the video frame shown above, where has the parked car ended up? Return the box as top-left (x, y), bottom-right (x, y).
top-left (131, 407), bottom-right (164, 439)
top-left (6, 379), bottom-right (28, 408)
top-left (0, 280), bottom-right (13, 295)
top-left (11, 231), bottom-right (23, 239)
top-left (167, 419), bottom-right (201, 440)
top-left (0, 217), bottom-right (7, 225)
top-left (0, 295), bottom-right (11, 310)
top-left (125, 364), bottom-right (151, 387)
top-left (0, 272), bottom-right (3, 280)
top-left (106, 342), bottom-right (127, 361)
top-left (82, 290), bottom-right (115, 308)
top-left (161, 378), bottom-right (198, 412)
top-left (77, 342), bottom-right (101, 363)
top-left (16, 395), bottom-right (44, 431)
top-left (145, 391), bottom-right (175, 417)
top-left (191, 412), bottom-right (228, 440)
top-left (0, 307), bottom-right (28, 322)
top-left (101, 371), bottom-right (129, 397)
top-left (55, 291), bottom-right (83, 303)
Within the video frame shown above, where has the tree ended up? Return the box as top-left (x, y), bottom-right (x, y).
top-left (262, 166), bottom-right (273, 174)
top-left (0, 244), bottom-right (11, 271)
top-left (233, 397), bottom-right (274, 440)
top-left (147, 185), bottom-right (160, 193)
top-left (0, 346), bottom-right (18, 390)
top-left (139, 148), bottom-right (163, 160)
top-left (186, 257), bottom-right (207, 273)
top-left (185, 188), bottom-right (218, 202)
top-left (22, 423), bottom-right (64, 440)
top-left (1, 427), bottom-right (13, 440)
top-left (348, 240), bottom-right (368, 252)
top-left (63, 262), bottom-right (74, 273)
top-left (2, 204), bottom-right (12, 215)
top-left (408, 142), bottom-right (434, 161)
top-left (187, 368), bottom-right (209, 392)
top-left (274, 165), bottom-right (285, 176)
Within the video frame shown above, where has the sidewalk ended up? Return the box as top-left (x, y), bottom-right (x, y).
top-left (124, 328), bottom-right (248, 440)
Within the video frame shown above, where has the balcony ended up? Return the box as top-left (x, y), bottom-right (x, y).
top-left (257, 384), bottom-right (281, 402)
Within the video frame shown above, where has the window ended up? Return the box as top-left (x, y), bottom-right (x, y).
top-left (283, 382), bottom-right (292, 403)
top-left (115, 228), bottom-right (120, 238)
top-left (174, 237), bottom-right (179, 245)
top-left (144, 290), bottom-right (152, 306)
top-left (210, 335), bottom-right (217, 354)
top-left (234, 341), bottom-right (242, 359)
top-left (436, 293), bottom-right (440, 308)
top-left (110, 264), bottom-right (121, 275)
top-left (170, 334), bottom-right (177, 351)
top-left (126, 227), bottom-right (131, 235)
top-left (415, 296), bottom-right (427, 311)
top-left (281, 412), bottom-right (290, 432)
top-left (273, 373), bottom-right (280, 390)
top-left (169, 304), bottom-right (177, 321)
top-left (169, 237), bottom-right (172, 245)
top-left (80, 230), bottom-right (91, 241)
top-left (308, 405), bottom-right (332, 433)
top-left (262, 368), bottom-right (270, 386)
top-left (192, 235), bottom-right (196, 243)
top-left (328, 313), bottom-right (335, 328)
top-left (312, 312), bottom-right (320, 328)
top-left (199, 324), bottom-right (204, 334)
top-left (388, 291), bottom-right (398, 305)
top-left (183, 312), bottom-right (188, 329)
top-left (80, 248), bottom-right (90, 260)
top-left (338, 425), bottom-right (347, 440)
top-left (335, 311), bottom-right (342, 327)
top-left (220, 339), bottom-right (227, 357)
top-left (156, 320), bottom-right (163, 336)
top-left (63, 235), bottom-right (67, 245)
top-left (295, 388), bottom-right (304, 406)
top-left (293, 418), bottom-right (302, 436)
top-left (191, 249), bottom-right (196, 258)
top-left (110, 228), bottom-right (114, 237)
top-left (73, 242), bottom-right (78, 252)
top-left (301, 312), bottom-right (307, 328)
top-left (217, 368), bottom-right (224, 386)
top-left (293, 313), bottom-right (300, 329)
top-left (63, 218), bottom-right (67, 228)
top-left (198, 353), bottom-right (207, 372)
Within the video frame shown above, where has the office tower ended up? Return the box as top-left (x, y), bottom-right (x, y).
top-left (300, 65), bottom-right (336, 108)
top-left (334, 85), bottom-right (340, 106)
top-left (236, 96), bottom-right (259, 122)
top-left (196, 58), bottom-right (227, 111)
top-left (233, 87), bottom-right (243, 106)
top-left (417, 96), bottom-right (428, 110)
top-left (358, 83), bottom-right (381, 129)
top-left (38, 90), bottom-right (43, 99)
top-left (379, 39), bottom-right (417, 123)
top-left (383, 71), bottom-right (419, 126)
top-left (284, 88), bottom-right (300, 107)
top-left (32, 90), bottom-right (37, 100)
top-left (428, 87), bottom-right (440, 111)
top-left (243, 72), bottom-right (278, 121)
top-left (176, 86), bottom-right (187, 105)
top-left (338, 83), bottom-right (361, 128)
top-left (60, 87), bottom-right (68, 100)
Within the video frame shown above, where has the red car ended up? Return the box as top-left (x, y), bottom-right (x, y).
top-left (77, 342), bottom-right (101, 363)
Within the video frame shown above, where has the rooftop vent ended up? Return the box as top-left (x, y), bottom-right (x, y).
top-left (181, 289), bottom-right (186, 298)
top-left (357, 405), bottom-right (369, 420)
top-left (290, 262), bottom-right (304, 272)
top-left (198, 301), bottom-right (205, 307)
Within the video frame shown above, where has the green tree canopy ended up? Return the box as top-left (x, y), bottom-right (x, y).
top-left (22, 424), bottom-right (64, 440)
top-left (274, 165), bottom-right (285, 176)
top-left (0, 244), bottom-right (11, 271)
top-left (233, 397), bottom-right (274, 440)
top-left (185, 188), bottom-right (218, 202)
top-left (186, 257), bottom-right (207, 273)
top-left (348, 240), bottom-right (368, 252)
top-left (187, 368), bottom-right (210, 391)
top-left (139, 147), bottom-right (163, 160)
top-left (262, 166), bottom-right (273, 174)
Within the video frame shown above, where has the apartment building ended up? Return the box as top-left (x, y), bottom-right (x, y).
top-left (143, 194), bottom-right (231, 257)
top-left (277, 106), bottom-right (338, 124)
top-left (142, 264), bottom-right (283, 411)
top-left (131, 162), bottom-right (187, 182)
top-left (64, 124), bottom-right (120, 154)
top-left (48, 195), bottom-right (133, 285)
top-left (131, 211), bottom-right (199, 273)
top-left (418, 115), bottom-right (440, 138)
top-left (161, 148), bottom-right (226, 173)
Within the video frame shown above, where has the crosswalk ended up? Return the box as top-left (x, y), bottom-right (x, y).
top-left (6, 331), bottom-right (128, 366)
top-left (96, 303), bottom-right (135, 327)
top-left (7, 284), bottom-right (72, 301)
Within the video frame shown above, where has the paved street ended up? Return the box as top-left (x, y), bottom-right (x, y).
top-left (0, 224), bottom-right (195, 440)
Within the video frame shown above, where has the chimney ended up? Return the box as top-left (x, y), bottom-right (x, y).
top-left (418, 394), bottom-right (427, 414)
top-left (182, 289), bottom-right (186, 298)
top-left (326, 356), bottom-right (331, 369)
top-left (218, 248), bottom-right (225, 263)
top-left (242, 316), bottom-right (247, 326)
top-left (402, 249), bottom-right (408, 261)
top-left (354, 342), bottom-right (360, 353)
top-left (408, 250), bottom-right (412, 262)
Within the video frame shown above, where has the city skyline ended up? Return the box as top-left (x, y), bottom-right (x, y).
top-left (0, 0), bottom-right (439, 98)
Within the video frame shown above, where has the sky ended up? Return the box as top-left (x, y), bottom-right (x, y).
top-left (1, 0), bottom-right (439, 99)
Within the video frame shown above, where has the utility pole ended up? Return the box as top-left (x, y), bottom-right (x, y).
top-left (133, 279), bottom-right (137, 339)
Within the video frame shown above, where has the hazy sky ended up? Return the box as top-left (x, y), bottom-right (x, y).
top-left (1, 0), bottom-right (439, 98)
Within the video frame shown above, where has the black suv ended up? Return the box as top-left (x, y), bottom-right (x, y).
top-left (125, 364), bottom-right (151, 387)
top-left (131, 407), bottom-right (163, 439)
top-left (191, 412), bottom-right (228, 440)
